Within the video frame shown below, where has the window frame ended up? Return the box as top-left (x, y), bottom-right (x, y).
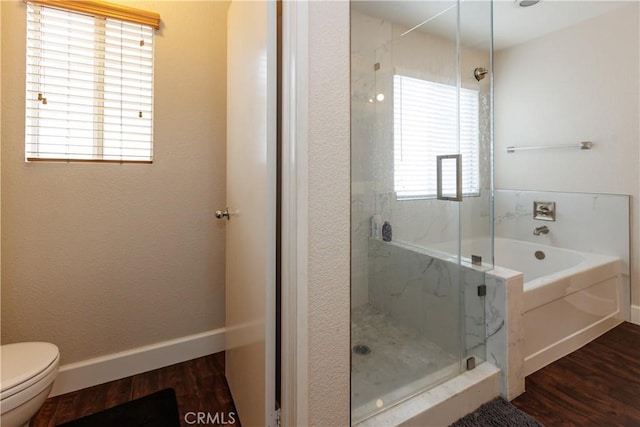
top-left (24, 0), bottom-right (159, 163)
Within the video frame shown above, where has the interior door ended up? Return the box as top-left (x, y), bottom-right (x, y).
top-left (224, 1), bottom-right (277, 426)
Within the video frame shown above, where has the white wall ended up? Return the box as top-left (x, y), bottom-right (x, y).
top-left (494, 3), bottom-right (640, 308)
top-left (306, 1), bottom-right (351, 425)
top-left (1, 1), bottom-right (229, 364)
top-left (0, 0), bottom-right (3, 305)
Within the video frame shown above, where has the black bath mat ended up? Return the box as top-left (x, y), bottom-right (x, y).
top-left (450, 397), bottom-right (544, 427)
top-left (57, 388), bottom-right (180, 427)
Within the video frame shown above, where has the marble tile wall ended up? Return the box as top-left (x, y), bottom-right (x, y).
top-left (367, 238), bottom-right (527, 399)
top-left (352, 185), bottom-right (375, 308)
top-left (351, 10), bottom-right (390, 308)
top-left (464, 266), bottom-right (488, 363)
top-left (485, 268), bottom-right (525, 399)
top-left (368, 239), bottom-right (487, 363)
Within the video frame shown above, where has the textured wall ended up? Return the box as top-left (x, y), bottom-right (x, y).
top-left (0, 1), bottom-right (3, 300)
top-left (307, 1), bottom-right (351, 425)
top-left (1, 1), bottom-right (229, 364)
top-left (494, 4), bottom-right (639, 308)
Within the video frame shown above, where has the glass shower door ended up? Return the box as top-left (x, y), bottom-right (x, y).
top-left (350, 0), bottom-right (493, 424)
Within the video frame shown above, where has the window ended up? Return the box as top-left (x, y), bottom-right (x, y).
top-left (393, 74), bottom-right (480, 199)
top-left (25, 1), bottom-right (159, 163)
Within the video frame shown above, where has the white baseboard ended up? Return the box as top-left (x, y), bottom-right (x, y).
top-left (50, 328), bottom-right (226, 397)
top-left (631, 305), bottom-right (640, 325)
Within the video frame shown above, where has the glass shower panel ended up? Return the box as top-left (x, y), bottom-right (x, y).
top-left (387, 2), bottom-right (461, 253)
top-left (459, 0), bottom-right (494, 365)
top-left (458, 1), bottom-right (494, 264)
top-left (350, 1), bottom-right (491, 424)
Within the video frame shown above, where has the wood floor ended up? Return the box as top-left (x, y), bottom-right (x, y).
top-left (513, 321), bottom-right (640, 427)
top-left (30, 322), bottom-right (640, 427)
top-left (31, 352), bottom-right (240, 427)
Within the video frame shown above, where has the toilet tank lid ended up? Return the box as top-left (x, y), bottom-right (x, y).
top-left (1, 342), bottom-right (59, 392)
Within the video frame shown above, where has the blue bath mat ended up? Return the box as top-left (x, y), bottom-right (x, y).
top-left (450, 397), bottom-right (544, 427)
top-left (56, 388), bottom-right (180, 427)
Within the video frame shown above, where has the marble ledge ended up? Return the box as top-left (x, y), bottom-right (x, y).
top-left (355, 363), bottom-right (501, 427)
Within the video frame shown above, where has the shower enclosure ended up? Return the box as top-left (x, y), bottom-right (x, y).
top-left (350, 1), bottom-right (494, 423)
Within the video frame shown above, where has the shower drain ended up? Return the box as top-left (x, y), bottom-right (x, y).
top-left (353, 344), bottom-right (371, 356)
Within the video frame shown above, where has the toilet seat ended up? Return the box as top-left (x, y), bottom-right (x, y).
top-left (1, 342), bottom-right (60, 414)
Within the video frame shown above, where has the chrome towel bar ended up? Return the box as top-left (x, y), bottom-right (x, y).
top-left (506, 141), bottom-right (593, 153)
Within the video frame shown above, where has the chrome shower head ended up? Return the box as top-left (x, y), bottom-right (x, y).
top-left (474, 67), bottom-right (488, 82)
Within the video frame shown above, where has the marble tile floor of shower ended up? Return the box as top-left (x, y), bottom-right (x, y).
top-left (351, 304), bottom-right (459, 423)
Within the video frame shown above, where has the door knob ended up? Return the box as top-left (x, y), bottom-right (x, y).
top-left (215, 208), bottom-right (230, 220)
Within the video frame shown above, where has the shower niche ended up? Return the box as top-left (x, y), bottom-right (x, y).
top-left (350, 1), bottom-right (494, 424)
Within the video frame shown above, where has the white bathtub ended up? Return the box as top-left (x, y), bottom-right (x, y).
top-left (426, 237), bottom-right (623, 376)
top-left (493, 238), bottom-right (623, 375)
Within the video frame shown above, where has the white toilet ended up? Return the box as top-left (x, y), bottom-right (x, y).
top-left (1, 342), bottom-right (60, 427)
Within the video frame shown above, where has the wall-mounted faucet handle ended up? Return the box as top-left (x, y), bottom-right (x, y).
top-left (533, 225), bottom-right (549, 236)
top-left (533, 201), bottom-right (556, 221)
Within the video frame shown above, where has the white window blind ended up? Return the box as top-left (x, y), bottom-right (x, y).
top-left (394, 75), bottom-right (480, 199)
top-left (26, 3), bottom-right (154, 162)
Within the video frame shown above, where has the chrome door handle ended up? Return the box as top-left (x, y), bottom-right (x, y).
top-left (215, 208), bottom-right (230, 220)
top-left (436, 154), bottom-right (462, 202)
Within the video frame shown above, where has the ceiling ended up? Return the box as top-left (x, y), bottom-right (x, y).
top-left (351, 0), bottom-right (629, 51)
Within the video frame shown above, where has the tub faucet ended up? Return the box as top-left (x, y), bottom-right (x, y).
top-left (533, 225), bottom-right (549, 236)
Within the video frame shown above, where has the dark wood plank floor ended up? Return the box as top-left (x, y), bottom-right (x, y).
top-left (513, 322), bottom-right (640, 427)
top-left (31, 352), bottom-right (240, 427)
top-left (30, 322), bottom-right (640, 427)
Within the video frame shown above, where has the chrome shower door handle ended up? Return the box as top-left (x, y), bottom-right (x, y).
top-left (215, 208), bottom-right (230, 220)
top-left (436, 154), bottom-right (462, 202)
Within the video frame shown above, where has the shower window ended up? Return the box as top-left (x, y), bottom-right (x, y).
top-left (393, 75), bottom-right (480, 199)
